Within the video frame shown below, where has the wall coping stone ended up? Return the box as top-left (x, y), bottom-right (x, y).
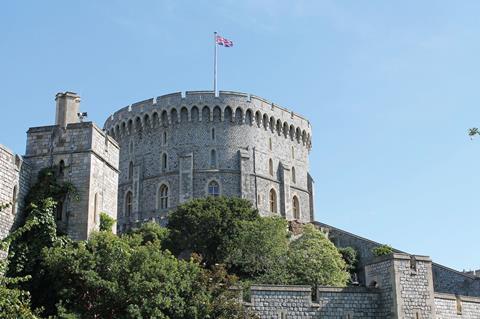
top-left (250, 284), bottom-right (311, 292)
top-left (365, 253), bottom-right (431, 266)
top-left (317, 286), bottom-right (381, 294)
top-left (435, 292), bottom-right (480, 304)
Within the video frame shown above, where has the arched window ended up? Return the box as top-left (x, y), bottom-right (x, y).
top-left (94, 193), bottom-right (99, 224)
top-left (211, 127), bottom-right (215, 140)
top-left (292, 167), bottom-right (296, 184)
top-left (59, 160), bottom-right (65, 177)
top-left (269, 138), bottom-right (272, 151)
top-left (11, 186), bottom-right (17, 215)
top-left (56, 201), bottom-right (63, 221)
top-left (210, 149), bottom-right (217, 168)
top-left (128, 161), bottom-right (134, 180)
top-left (161, 153), bottom-right (168, 172)
top-left (293, 196), bottom-right (300, 219)
top-left (158, 184), bottom-right (168, 209)
top-left (208, 180), bottom-right (220, 197)
top-left (269, 159), bottom-right (274, 176)
top-left (291, 146), bottom-right (295, 159)
top-left (125, 191), bottom-right (133, 217)
top-left (269, 189), bottom-right (277, 213)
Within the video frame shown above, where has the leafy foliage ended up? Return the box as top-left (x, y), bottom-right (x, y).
top-left (42, 229), bottom-right (251, 318)
top-left (130, 221), bottom-right (169, 246)
top-left (287, 224), bottom-right (349, 287)
top-left (6, 167), bottom-right (77, 315)
top-left (223, 217), bottom-right (289, 280)
top-left (166, 196), bottom-right (258, 266)
top-left (0, 203), bottom-right (40, 319)
top-left (372, 244), bottom-right (394, 256)
top-left (338, 246), bottom-right (359, 274)
top-left (99, 212), bottom-right (116, 232)
top-left (168, 198), bottom-right (349, 288)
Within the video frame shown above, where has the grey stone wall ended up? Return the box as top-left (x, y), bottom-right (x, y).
top-left (365, 254), bottom-right (436, 318)
top-left (246, 285), bottom-right (319, 319)
top-left (433, 264), bottom-right (480, 297)
top-left (245, 285), bottom-right (382, 318)
top-left (24, 122), bottom-right (119, 240)
top-left (364, 255), bottom-right (396, 317)
top-left (435, 293), bottom-right (480, 318)
top-left (104, 91), bottom-right (314, 232)
top-left (316, 286), bottom-right (381, 318)
top-left (0, 144), bottom-right (30, 250)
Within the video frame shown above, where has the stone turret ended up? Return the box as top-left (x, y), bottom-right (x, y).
top-left (55, 91), bottom-right (81, 128)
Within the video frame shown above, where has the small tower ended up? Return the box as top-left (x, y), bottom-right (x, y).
top-left (24, 92), bottom-right (119, 240)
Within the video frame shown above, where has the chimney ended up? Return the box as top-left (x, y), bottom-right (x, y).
top-left (55, 91), bottom-right (81, 128)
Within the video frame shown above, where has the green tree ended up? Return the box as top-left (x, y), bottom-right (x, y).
top-left (42, 231), bottom-right (250, 318)
top-left (338, 246), bottom-right (359, 275)
top-left (287, 224), bottom-right (349, 287)
top-left (223, 217), bottom-right (289, 280)
top-left (166, 196), bottom-right (258, 266)
top-left (129, 221), bottom-right (169, 246)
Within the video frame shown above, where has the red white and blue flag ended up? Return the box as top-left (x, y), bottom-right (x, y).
top-left (216, 34), bottom-right (233, 47)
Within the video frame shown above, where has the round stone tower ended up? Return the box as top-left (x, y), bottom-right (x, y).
top-left (104, 91), bottom-right (313, 231)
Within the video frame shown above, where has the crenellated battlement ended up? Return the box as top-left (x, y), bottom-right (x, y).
top-left (104, 91), bottom-right (312, 150)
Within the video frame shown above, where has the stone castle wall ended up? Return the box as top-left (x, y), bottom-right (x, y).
top-left (433, 264), bottom-right (480, 297)
top-left (103, 91), bottom-right (314, 231)
top-left (24, 122), bottom-right (119, 240)
top-left (245, 254), bottom-right (480, 318)
top-left (0, 144), bottom-right (30, 248)
top-left (435, 293), bottom-right (480, 318)
top-left (245, 285), bottom-right (381, 319)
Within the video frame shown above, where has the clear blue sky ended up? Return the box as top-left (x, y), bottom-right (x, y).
top-left (1, 1), bottom-right (479, 271)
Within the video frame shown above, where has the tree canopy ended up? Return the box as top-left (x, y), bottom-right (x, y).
top-left (166, 196), bottom-right (258, 266)
top-left (43, 230), bottom-right (249, 318)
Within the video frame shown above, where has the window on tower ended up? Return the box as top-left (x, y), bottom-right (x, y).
top-left (208, 180), bottom-right (220, 197)
top-left (125, 191), bottom-right (133, 217)
top-left (293, 196), bottom-right (300, 219)
top-left (269, 189), bottom-right (277, 213)
top-left (158, 184), bottom-right (168, 210)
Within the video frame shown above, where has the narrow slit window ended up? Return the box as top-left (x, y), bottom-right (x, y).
top-left (210, 149), bottom-right (217, 168)
top-left (125, 191), bottom-right (133, 217)
top-left (161, 153), bottom-right (168, 172)
top-left (128, 161), bottom-right (134, 180)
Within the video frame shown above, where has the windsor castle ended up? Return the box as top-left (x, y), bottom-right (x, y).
top-left (1, 90), bottom-right (479, 318)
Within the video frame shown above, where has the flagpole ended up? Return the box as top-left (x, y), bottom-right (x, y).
top-left (213, 31), bottom-right (217, 96)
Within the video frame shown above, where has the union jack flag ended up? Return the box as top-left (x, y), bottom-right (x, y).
top-left (216, 34), bottom-right (233, 47)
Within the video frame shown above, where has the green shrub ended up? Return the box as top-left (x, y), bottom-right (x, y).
top-left (99, 212), bottom-right (115, 232)
top-left (372, 244), bottom-right (394, 256)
